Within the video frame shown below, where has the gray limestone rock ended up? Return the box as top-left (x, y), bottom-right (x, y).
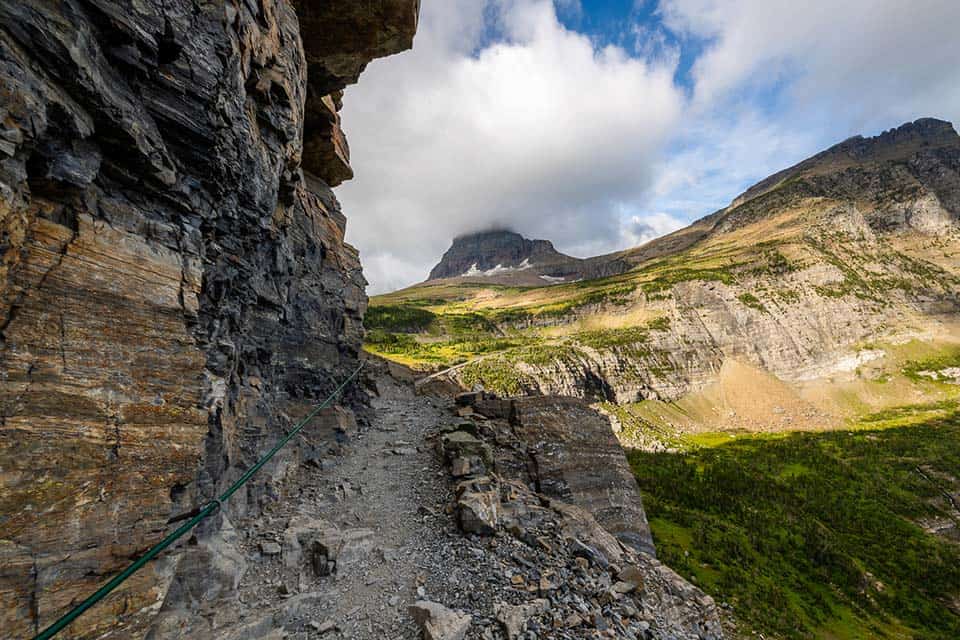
top-left (455, 477), bottom-right (501, 535)
top-left (408, 600), bottom-right (472, 640)
top-left (494, 599), bottom-right (550, 639)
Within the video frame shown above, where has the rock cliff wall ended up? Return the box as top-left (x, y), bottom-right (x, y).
top-left (428, 230), bottom-right (574, 281)
top-left (0, 1), bottom-right (417, 637)
top-left (463, 393), bottom-right (655, 555)
top-left (440, 389), bottom-right (721, 639)
top-left (431, 121), bottom-right (960, 410)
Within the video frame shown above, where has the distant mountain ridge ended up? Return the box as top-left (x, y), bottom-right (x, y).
top-left (426, 229), bottom-right (633, 285)
top-left (424, 118), bottom-right (960, 287)
top-left (610, 117), bottom-right (960, 265)
top-left (730, 117), bottom-right (959, 209)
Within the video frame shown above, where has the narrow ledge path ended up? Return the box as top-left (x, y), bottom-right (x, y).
top-left (229, 370), bottom-right (502, 639)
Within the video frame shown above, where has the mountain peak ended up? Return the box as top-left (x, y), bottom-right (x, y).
top-left (427, 229), bottom-right (569, 281)
top-left (826, 117), bottom-right (957, 160)
top-left (731, 118), bottom-right (958, 209)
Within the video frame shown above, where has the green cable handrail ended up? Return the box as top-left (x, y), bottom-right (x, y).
top-left (32, 361), bottom-right (366, 640)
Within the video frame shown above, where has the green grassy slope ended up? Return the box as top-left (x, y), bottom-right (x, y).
top-left (629, 405), bottom-right (960, 640)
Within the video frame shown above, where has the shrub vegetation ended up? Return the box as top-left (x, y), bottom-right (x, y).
top-left (629, 404), bottom-right (960, 640)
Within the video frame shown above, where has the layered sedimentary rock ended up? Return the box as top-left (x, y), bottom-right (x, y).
top-left (0, 1), bottom-right (417, 638)
top-left (295, 0), bottom-right (419, 185)
top-left (441, 389), bottom-right (720, 638)
top-left (464, 392), bottom-right (655, 555)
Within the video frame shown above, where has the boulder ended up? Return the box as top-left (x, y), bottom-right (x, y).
top-left (408, 601), bottom-right (471, 640)
top-left (568, 538), bottom-right (610, 570)
top-left (455, 477), bottom-right (500, 535)
top-left (441, 431), bottom-right (493, 465)
top-left (282, 517), bottom-right (373, 585)
top-left (454, 391), bottom-right (484, 407)
top-left (453, 420), bottom-right (480, 436)
top-left (617, 565), bottom-right (646, 592)
top-left (494, 599), bottom-right (550, 639)
top-left (450, 456), bottom-right (485, 478)
top-left (552, 502), bottom-right (624, 566)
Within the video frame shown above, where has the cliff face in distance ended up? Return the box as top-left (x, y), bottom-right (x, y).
top-left (370, 118), bottom-right (960, 434)
top-left (427, 229), bottom-right (633, 285)
top-left (0, 1), bottom-right (417, 637)
top-left (428, 229), bottom-right (575, 281)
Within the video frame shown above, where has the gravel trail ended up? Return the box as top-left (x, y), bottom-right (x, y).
top-left (231, 370), bottom-right (501, 639)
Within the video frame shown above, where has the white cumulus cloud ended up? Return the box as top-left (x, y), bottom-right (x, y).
top-left (660, 0), bottom-right (960, 129)
top-left (338, 0), bottom-right (684, 293)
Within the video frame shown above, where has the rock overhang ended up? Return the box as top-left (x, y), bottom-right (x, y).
top-left (293, 0), bottom-right (420, 185)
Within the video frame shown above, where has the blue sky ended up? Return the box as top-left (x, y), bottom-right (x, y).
top-left (338, 0), bottom-right (960, 293)
top-left (556, 0), bottom-right (702, 90)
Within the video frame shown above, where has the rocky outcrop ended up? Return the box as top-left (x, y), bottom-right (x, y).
top-left (440, 390), bottom-right (722, 639)
top-left (295, 0), bottom-right (420, 185)
top-left (459, 393), bottom-right (655, 555)
top-left (449, 254), bottom-right (957, 414)
top-left (456, 262), bottom-right (929, 406)
top-left (0, 1), bottom-right (417, 638)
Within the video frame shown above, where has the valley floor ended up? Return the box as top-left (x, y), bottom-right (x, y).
top-left (629, 402), bottom-right (960, 640)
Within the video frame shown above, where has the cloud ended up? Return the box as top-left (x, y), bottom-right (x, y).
top-left (338, 0), bottom-right (684, 293)
top-left (646, 107), bottom-right (812, 219)
top-left (660, 0), bottom-right (960, 129)
top-left (621, 212), bottom-right (686, 247)
top-left (641, 0), bottom-right (960, 232)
